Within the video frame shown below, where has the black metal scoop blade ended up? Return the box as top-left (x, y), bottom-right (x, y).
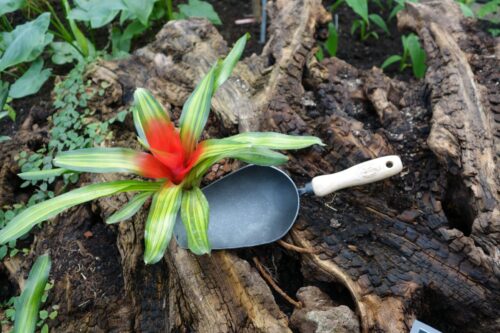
top-left (174, 165), bottom-right (299, 249)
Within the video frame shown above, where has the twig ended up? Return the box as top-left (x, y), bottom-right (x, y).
top-left (278, 240), bottom-right (320, 254)
top-left (252, 257), bottom-right (302, 309)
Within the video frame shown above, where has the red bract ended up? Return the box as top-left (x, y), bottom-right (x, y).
top-left (137, 120), bottom-right (204, 184)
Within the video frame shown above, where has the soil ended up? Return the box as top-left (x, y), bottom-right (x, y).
top-left (320, 1), bottom-right (415, 81)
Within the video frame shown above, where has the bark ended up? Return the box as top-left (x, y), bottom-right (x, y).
top-left (1, 0), bottom-right (499, 332)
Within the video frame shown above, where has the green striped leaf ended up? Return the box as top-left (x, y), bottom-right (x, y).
top-left (228, 132), bottom-right (324, 150)
top-left (233, 148), bottom-right (288, 166)
top-left (181, 187), bottom-right (210, 255)
top-left (179, 66), bottom-right (216, 154)
top-left (144, 184), bottom-right (182, 264)
top-left (0, 180), bottom-right (161, 244)
top-left (133, 88), bottom-right (171, 147)
top-left (185, 140), bottom-right (287, 186)
top-left (14, 254), bottom-right (51, 333)
top-left (214, 33), bottom-right (248, 91)
top-left (18, 168), bottom-right (69, 180)
top-left (132, 102), bottom-right (149, 149)
top-left (106, 192), bottom-right (152, 224)
top-left (54, 148), bottom-right (143, 174)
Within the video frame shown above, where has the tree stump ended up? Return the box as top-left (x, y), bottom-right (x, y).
top-left (1, 0), bottom-right (498, 332)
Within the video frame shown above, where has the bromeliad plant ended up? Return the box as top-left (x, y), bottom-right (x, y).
top-left (0, 35), bottom-right (323, 264)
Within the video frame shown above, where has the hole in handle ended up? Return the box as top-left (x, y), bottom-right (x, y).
top-left (386, 161), bottom-right (394, 168)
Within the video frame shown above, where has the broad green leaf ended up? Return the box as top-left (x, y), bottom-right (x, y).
top-left (179, 66), bottom-right (216, 154)
top-left (0, 0), bottom-right (25, 16)
top-left (144, 184), bottom-right (182, 264)
top-left (325, 23), bottom-right (338, 57)
top-left (0, 136), bottom-right (10, 142)
top-left (9, 59), bottom-right (52, 99)
top-left (214, 33), bottom-right (248, 91)
top-left (227, 132), bottom-right (324, 150)
top-left (18, 168), bottom-right (69, 180)
top-left (54, 148), bottom-right (144, 174)
top-left (13, 254), bottom-right (51, 333)
top-left (458, 3), bottom-right (475, 18)
top-left (122, 0), bottom-right (157, 26)
top-left (50, 41), bottom-right (83, 65)
top-left (369, 14), bottom-right (389, 35)
top-left (177, 0), bottom-right (222, 25)
top-left (0, 13), bottom-right (53, 71)
top-left (0, 180), bottom-right (161, 244)
top-left (381, 55), bottom-right (402, 69)
top-left (478, 0), bottom-right (500, 18)
top-left (346, 0), bottom-right (368, 22)
top-left (106, 192), bottom-right (152, 224)
top-left (181, 187), bottom-right (210, 255)
top-left (68, 0), bottom-right (125, 28)
top-left (406, 34), bottom-right (427, 78)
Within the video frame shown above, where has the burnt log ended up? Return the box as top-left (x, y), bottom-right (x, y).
top-left (1, 0), bottom-right (498, 332)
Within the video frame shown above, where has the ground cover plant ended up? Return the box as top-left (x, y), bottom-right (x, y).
top-left (0, 34), bottom-right (323, 263)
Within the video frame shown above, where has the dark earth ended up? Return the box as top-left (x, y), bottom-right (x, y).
top-left (1, 1), bottom-right (499, 333)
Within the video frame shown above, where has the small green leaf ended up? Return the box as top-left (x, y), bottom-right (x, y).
top-left (106, 192), bottom-right (151, 224)
top-left (214, 33), bottom-right (248, 91)
top-left (325, 23), bottom-right (338, 57)
top-left (381, 55), bottom-right (402, 70)
top-left (41, 324), bottom-right (49, 333)
top-left (50, 41), bottom-right (83, 65)
top-left (0, 245), bottom-right (7, 259)
top-left (346, 0), bottom-right (368, 22)
top-left (369, 14), bottom-right (390, 35)
top-left (406, 34), bottom-right (427, 78)
top-left (181, 187), bottom-right (210, 255)
top-left (39, 310), bottom-right (48, 320)
top-left (9, 59), bottom-right (52, 99)
top-left (315, 47), bottom-right (324, 61)
top-left (13, 254), bottom-right (51, 333)
top-left (48, 310), bottom-right (58, 320)
top-left (144, 184), bottom-right (182, 264)
top-left (458, 3), bottom-right (475, 18)
top-left (177, 0), bottom-right (222, 25)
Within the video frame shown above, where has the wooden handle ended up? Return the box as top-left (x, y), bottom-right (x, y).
top-left (310, 156), bottom-right (403, 197)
